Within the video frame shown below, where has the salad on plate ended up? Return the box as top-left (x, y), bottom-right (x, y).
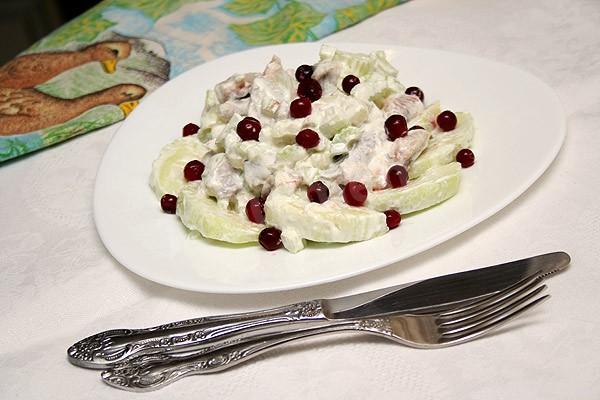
top-left (150, 45), bottom-right (476, 253)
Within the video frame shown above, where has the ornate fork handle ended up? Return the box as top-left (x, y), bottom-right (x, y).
top-left (67, 300), bottom-right (326, 369)
top-left (101, 318), bottom-right (391, 392)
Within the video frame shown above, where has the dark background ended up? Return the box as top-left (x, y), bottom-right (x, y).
top-left (0, 0), bottom-right (101, 64)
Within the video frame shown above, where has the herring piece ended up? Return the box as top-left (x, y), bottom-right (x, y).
top-left (244, 160), bottom-right (272, 193)
top-left (248, 56), bottom-right (296, 120)
top-left (202, 153), bottom-right (243, 200)
top-left (389, 128), bottom-right (430, 166)
top-left (273, 167), bottom-right (302, 194)
top-left (339, 117), bottom-right (388, 189)
top-left (340, 113), bottom-right (432, 190)
top-left (383, 93), bottom-right (424, 120)
top-left (312, 59), bottom-right (342, 93)
top-left (214, 73), bottom-right (257, 103)
top-left (225, 138), bottom-right (277, 193)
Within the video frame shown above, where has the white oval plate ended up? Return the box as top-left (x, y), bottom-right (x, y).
top-left (94, 43), bottom-right (565, 294)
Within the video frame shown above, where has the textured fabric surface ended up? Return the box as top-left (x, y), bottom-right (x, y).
top-left (0, 0), bottom-right (407, 162)
top-left (1, 0), bottom-right (600, 398)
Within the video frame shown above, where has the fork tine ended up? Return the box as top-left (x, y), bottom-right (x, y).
top-left (437, 295), bottom-right (550, 347)
top-left (440, 292), bottom-right (550, 341)
top-left (438, 280), bottom-right (547, 328)
top-left (439, 284), bottom-right (547, 335)
top-left (438, 274), bottom-right (544, 321)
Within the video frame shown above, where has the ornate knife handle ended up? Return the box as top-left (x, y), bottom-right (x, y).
top-left (101, 318), bottom-right (390, 392)
top-left (67, 300), bottom-right (326, 369)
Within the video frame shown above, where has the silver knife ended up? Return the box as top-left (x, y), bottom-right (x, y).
top-left (68, 251), bottom-right (570, 369)
top-left (328, 250), bottom-right (569, 318)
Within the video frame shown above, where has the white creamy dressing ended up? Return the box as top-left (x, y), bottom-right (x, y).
top-left (196, 50), bottom-right (429, 208)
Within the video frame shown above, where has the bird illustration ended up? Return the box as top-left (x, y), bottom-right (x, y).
top-left (0, 84), bottom-right (146, 136)
top-left (0, 41), bottom-right (132, 88)
top-left (0, 41), bottom-right (147, 136)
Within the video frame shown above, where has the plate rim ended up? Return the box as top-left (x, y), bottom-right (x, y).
top-left (93, 42), bottom-right (567, 294)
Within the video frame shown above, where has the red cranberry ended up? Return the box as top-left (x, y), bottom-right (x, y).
top-left (405, 86), bottom-right (424, 102)
top-left (236, 117), bottom-right (261, 141)
top-left (409, 125), bottom-right (424, 131)
top-left (437, 110), bottom-right (457, 131)
top-left (297, 78), bottom-right (322, 102)
top-left (387, 165), bottom-right (408, 188)
top-left (342, 75), bottom-right (360, 94)
top-left (385, 115), bottom-right (408, 140)
top-left (295, 129), bottom-right (320, 149)
top-left (456, 148), bottom-right (475, 168)
top-left (160, 194), bottom-right (177, 214)
top-left (295, 64), bottom-right (313, 82)
top-left (290, 96), bottom-right (312, 118)
top-left (259, 227), bottom-right (282, 251)
top-left (307, 181), bottom-right (329, 203)
top-left (182, 123), bottom-right (200, 136)
top-left (245, 198), bottom-right (265, 224)
top-left (343, 181), bottom-right (368, 207)
top-left (183, 160), bottom-right (205, 181)
top-left (384, 210), bottom-right (401, 229)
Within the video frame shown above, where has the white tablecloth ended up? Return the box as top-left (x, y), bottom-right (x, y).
top-left (2, 0), bottom-right (599, 398)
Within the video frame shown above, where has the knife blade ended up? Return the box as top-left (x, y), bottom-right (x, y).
top-left (325, 251), bottom-right (570, 319)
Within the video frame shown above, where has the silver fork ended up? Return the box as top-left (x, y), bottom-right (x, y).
top-left (101, 275), bottom-right (549, 392)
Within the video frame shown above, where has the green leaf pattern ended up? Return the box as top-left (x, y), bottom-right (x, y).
top-left (335, 0), bottom-right (407, 30)
top-left (224, 0), bottom-right (277, 15)
top-left (0, 138), bottom-right (33, 159)
top-left (230, 2), bottom-right (325, 45)
top-left (110, 0), bottom-right (200, 21)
